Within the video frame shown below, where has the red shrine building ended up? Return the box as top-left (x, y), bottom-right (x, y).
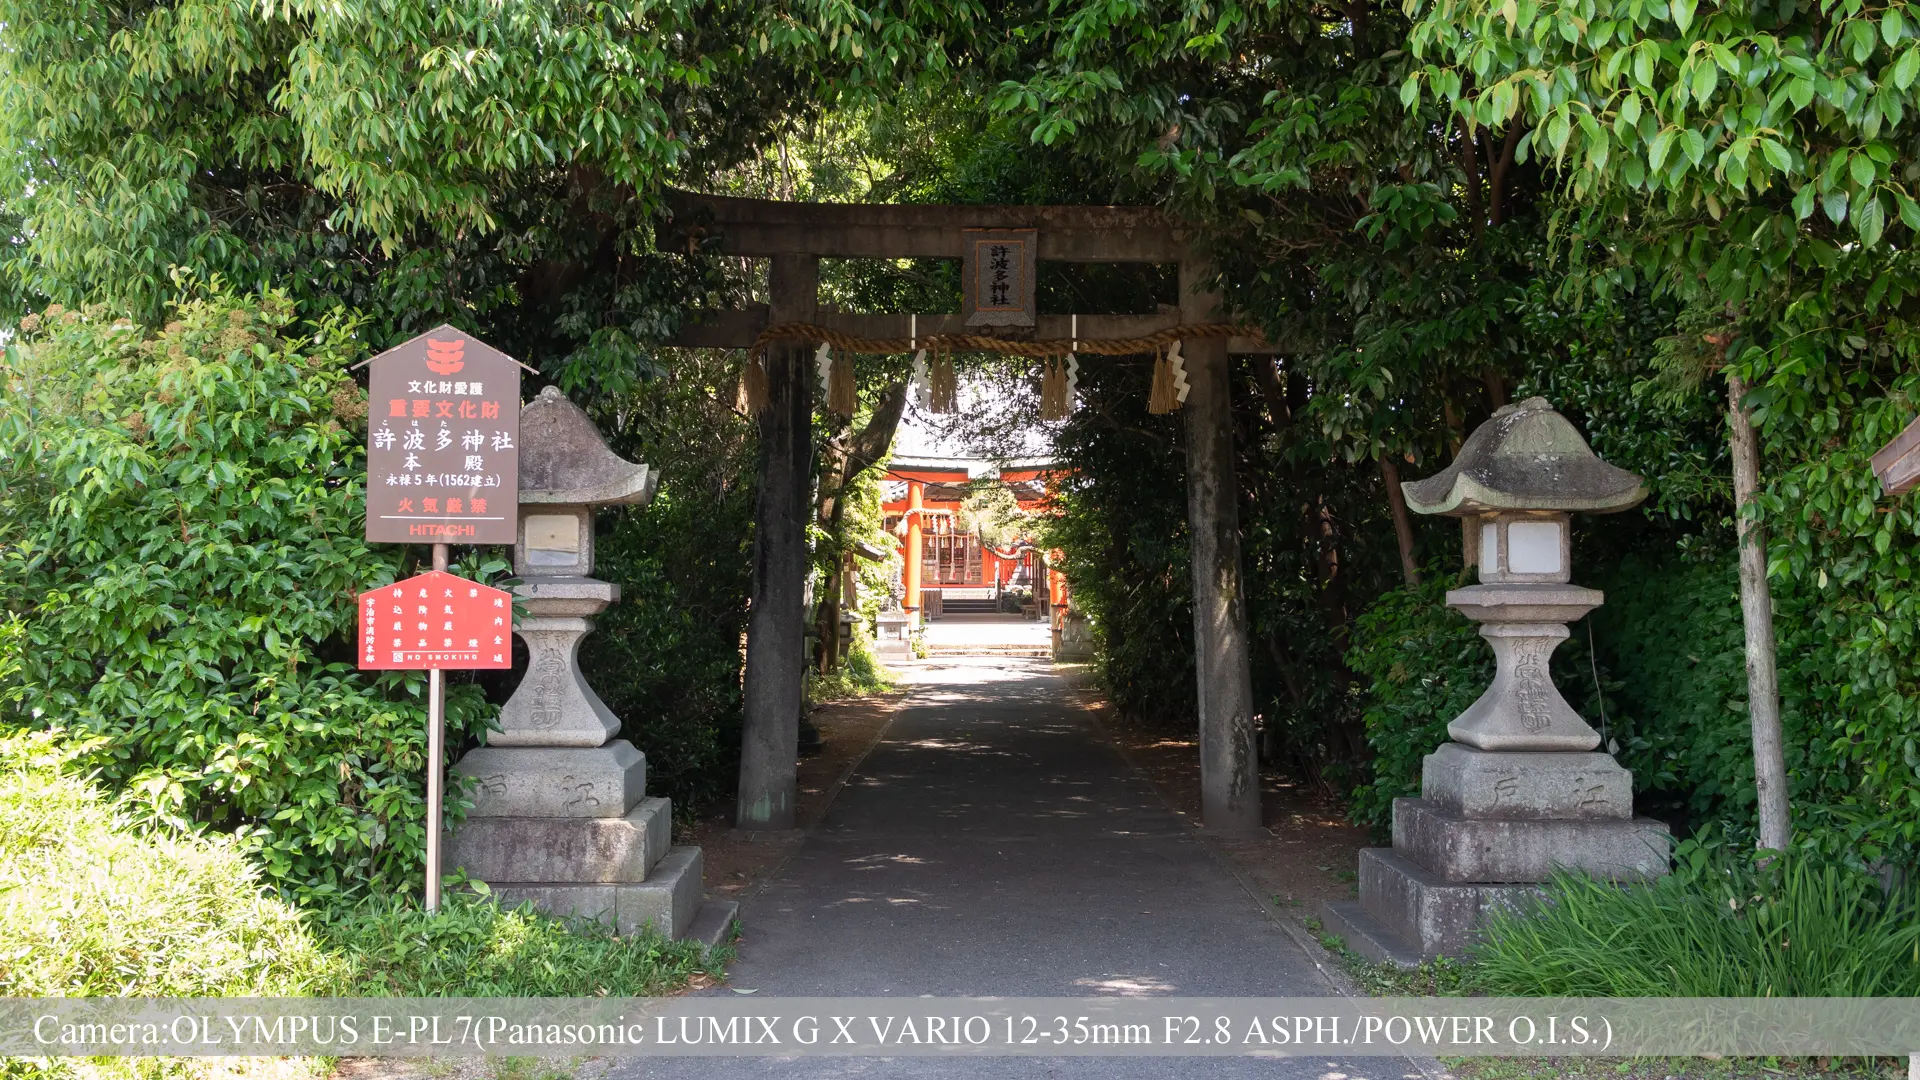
top-left (880, 456), bottom-right (1069, 623)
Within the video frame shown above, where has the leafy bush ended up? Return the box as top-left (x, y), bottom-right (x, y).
top-left (1344, 569), bottom-right (1491, 832)
top-left (0, 727), bottom-right (723, 1002)
top-left (807, 630), bottom-right (898, 702)
top-left (0, 289), bottom-right (494, 902)
top-left (577, 348), bottom-right (757, 814)
top-left (1587, 554), bottom-right (1757, 833)
top-left (1040, 356), bottom-right (1197, 725)
top-left (0, 729), bottom-right (338, 996)
top-left (1474, 839), bottom-right (1920, 997)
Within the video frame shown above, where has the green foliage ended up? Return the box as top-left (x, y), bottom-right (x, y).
top-left (1405, 0), bottom-right (1920, 244)
top-left (1589, 555), bottom-right (1755, 830)
top-left (580, 347), bottom-right (758, 814)
top-left (0, 729), bottom-right (337, 996)
top-left (318, 893), bottom-right (726, 997)
top-left (0, 287), bottom-right (493, 902)
top-left (1345, 570), bottom-right (1492, 831)
top-left (806, 632), bottom-right (899, 702)
top-left (1040, 358), bottom-right (1197, 725)
top-left (1475, 839), bottom-right (1920, 996)
top-left (0, 727), bottom-right (722, 1010)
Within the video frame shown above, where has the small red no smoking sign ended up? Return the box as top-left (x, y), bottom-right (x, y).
top-left (357, 570), bottom-right (513, 671)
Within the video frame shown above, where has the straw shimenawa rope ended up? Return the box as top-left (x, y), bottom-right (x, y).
top-left (748, 321), bottom-right (1262, 359)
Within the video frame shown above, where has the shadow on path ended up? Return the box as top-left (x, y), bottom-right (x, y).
top-left (617, 658), bottom-right (1430, 1080)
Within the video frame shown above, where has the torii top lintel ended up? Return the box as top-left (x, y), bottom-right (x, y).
top-left (660, 189), bottom-right (1190, 263)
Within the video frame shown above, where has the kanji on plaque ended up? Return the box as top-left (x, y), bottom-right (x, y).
top-left (363, 325), bottom-right (523, 545)
top-left (357, 570), bottom-right (514, 670)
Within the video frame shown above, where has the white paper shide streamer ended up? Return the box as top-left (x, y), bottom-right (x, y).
top-left (1168, 339), bottom-right (1190, 404)
top-left (1066, 314), bottom-right (1080, 410)
top-left (909, 315), bottom-right (931, 409)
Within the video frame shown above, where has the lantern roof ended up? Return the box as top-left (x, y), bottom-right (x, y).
top-left (1402, 397), bottom-right (1645, 517)
top-left (518, 386), bottom-right (656, 506)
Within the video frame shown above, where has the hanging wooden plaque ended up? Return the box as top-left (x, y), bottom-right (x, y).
top-left (962, 229), bottom-right (1037, 328)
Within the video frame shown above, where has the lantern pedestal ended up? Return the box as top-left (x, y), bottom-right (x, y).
top-left (1326, 398), bottom-right (1670, 966)
top-left (444, 387), bottom-right (734, 947)
top-left (1443, 582), bottom-right (1605, 752)
top-left (489, 580), bottom-right (622, 747)
top-left (1326, 742), bottom-right (1670, 966)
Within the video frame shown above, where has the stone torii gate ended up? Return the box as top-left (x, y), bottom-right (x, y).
top-left (660, 191), bottom-right (1278, 838)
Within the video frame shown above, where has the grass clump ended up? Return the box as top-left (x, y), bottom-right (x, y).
top-left (806, 631), bottom-right (899, 702)
top-left (319, 894), bottom-right (726, 996)
top-left (1474, 838), bottom-right (1920, 997)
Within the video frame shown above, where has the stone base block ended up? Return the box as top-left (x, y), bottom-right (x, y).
top-left (455, 742), bottom-right (646, 819)
top-left (1318, 900), bottom-right (1422, 970)
top-left (617, 846), bottom-right (704, 939)
top-left (1422, 743), bottom-right (1633, 821)
top-left (1393, 798), bottom-right (1670, 883)
top-left (447, 796), bottom-right (669, 884)
top-left (1358, 848), bottom-right (1538, 959)
top-left (492, 846), bottom-right (706, 939)
top-left (685, 899), bottom-right (740, 950)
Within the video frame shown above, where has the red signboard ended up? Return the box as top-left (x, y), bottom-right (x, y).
top-left (357, 570), bottom-right (514, 670)
top-left (364, 326), bottom-right (523, 545)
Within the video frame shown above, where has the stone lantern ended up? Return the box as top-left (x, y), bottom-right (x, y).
top-left (445, 386), bottom-right (731, 944)
top-left (1323, 398), bottom-right (1670, 965)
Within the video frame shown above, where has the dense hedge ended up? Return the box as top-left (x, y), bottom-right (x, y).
top-left (0, 291), bottom-right (496, 902)
top-left (0, 291), bottom-right (762, 900)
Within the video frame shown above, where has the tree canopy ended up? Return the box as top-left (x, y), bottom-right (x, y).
top-left (3, 0), bottom-right (1919, 873)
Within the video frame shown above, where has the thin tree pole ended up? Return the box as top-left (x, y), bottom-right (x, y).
top-left (1379, 455), bottom-right (1420, 587)
top-left (1727, 369), bottom-right (1791, 852)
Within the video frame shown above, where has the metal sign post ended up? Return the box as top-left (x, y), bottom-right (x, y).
top-left (356, 326), bottom-right (529, 914)
top-left (426, 543), bottom-right (448, 912)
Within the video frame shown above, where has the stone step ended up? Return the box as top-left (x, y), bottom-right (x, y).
top-left (938, 599), bottom-right (1002, 614)
top-left (1318, 900), bottom-right (1422, 970)
top-left (1393, 798), bottom-right (1671, 883)
top-left (1357, 847), bottom-right (1539, 960)
top-left (926, 645), bottom-right (1051, 657)
top-left (491, 845), bottom-right (706, 939)
top-left (447, 796), bottom-right (670, 884)
top-left (685, 899), bottom-right (741, 951)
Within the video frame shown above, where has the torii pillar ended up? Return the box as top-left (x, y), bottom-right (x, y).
top-left (903, 480), bottom-right (926, 622)
top-left (659, 193), bottom-right (1270, 837)
top-left (1181, 258), bottom-right (1263, 835)
top-left (735, 253), bottom-right (816, 832)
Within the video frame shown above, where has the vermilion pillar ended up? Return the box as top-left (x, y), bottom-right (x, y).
top-left (903, 481), bottom-right (925, 620)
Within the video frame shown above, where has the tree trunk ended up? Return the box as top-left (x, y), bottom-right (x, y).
top-left (1727, 370), bottom-right (1791, 852)
top-left (1380, 455), bottom-right (1420, 587)
top-left (1460, 128), bottom-right (1485, 241)
top-left (736, 253), bottom-right (817, 832)
top-left (810, 381), bottom-right (909, 672)
top-left (1481, 365), bottom-right (1508, 410)
top-left (1181, 261), bottom-right (1263, 835)
top-left (1488, 125), bottom-right (1523, 227)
